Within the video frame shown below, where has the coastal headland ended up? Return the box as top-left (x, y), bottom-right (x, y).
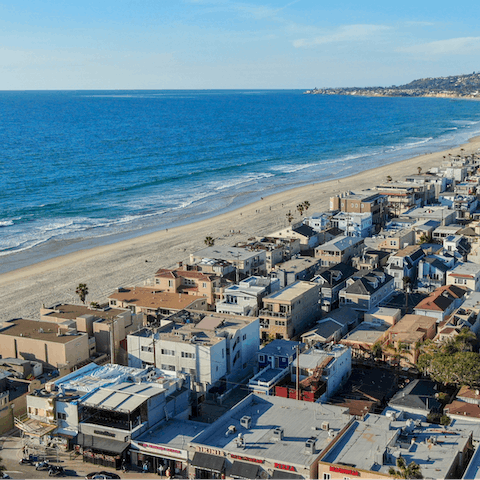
top-left (1, 135), bottom-right (480, 322)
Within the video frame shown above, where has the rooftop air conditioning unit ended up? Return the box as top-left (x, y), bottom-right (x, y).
top-left (321, 421), bottom-right (330, 431)
top-left (240, 415), bottom-right (252, 429)
top-left (272, 427), bottom-right (284, 441)
top-left (305, 438), bottom-right (316, 454)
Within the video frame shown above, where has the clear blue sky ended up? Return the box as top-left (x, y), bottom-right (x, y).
top-left (1, 0), bottom-right (479, 90)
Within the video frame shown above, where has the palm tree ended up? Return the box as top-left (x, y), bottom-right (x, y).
top-left (387, 175), bottom-right (392, 182)
top-left (417, 166), bottom-right (422, 174)
top-left (75, 283), bottom-right (89, 304)
top-left (204, 236), bottom-right (215, 247)
top-left (302, 201), bottom-right (311, 212)
top-left (286, 211), bottom-right (294, 225)
top-left (389, 457), bottom-right (422, 479)
top-left (296, 203), bottom-right (305, 217)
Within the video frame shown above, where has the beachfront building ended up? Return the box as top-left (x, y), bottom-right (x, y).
top-left (384, 245), bottom-right (425, 289)
top-left (330, 211), bottom-right (373, 238)
top-left (314, 235), bottom-right (364, 267)
top-left (447, 262), bottom-right (480, 292)
top-left (237, 237), bottom-right (301, 272)
top-left (268, 224), bottom-right (321, 252)
top-left (317, 414), bottom-right (472, 480)
top-left (339, 270), bottom-right (395, 312)
top-left (377, 182), bottom-right (433, 216)
top-left (414, 284), bottom-right (467, 323)
top-left (215, 276), bottom-right (279, 316)
top-left (128, 312), bottom-right (259, 393)
top-left (40, 303), bottom-right (144, 365)
top-left (0, 319), bottom-right (90, 370)
top-left (108, 287), bottom-right (208, 318)
top-left (404, 171), bottom-right (448, 198)
top-left (301, 307), bottom-right (360, 345)
top-left (187, 394), bottom-right (352, 480)
top-left (189, 246), bottom-right (267, 278)
top-left (259, 281), bottom-right (320, 341)
top-left (270, 256), bottom-right (321, 288)
top-left (304, 212), bottom-right (333, 232)
top-left (329, 190), bottom-right (387, 230)
top-left (154, 264), bottom-right (221, 306)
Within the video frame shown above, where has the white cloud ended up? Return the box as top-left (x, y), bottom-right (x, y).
top-left (398, 37), bottom-right (480, 55)
top-left (294, 24), bottom-right (391, 48)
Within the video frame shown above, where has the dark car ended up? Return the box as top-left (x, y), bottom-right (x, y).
top-left (85, 472), bottom-right (121, 480)
top-left (48, 466), bottom-right (65, 476)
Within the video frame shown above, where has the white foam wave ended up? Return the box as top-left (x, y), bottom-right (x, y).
top-left (0, 220), bottom-right (14, 227)
top-left (270, 163), bottom-right (313, 174)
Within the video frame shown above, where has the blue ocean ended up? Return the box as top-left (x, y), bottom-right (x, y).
top-left (1, 90), bottom-right (480, 272)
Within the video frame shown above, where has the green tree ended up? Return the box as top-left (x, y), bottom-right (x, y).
top-left (388, 457), bottom-right (422, 479)
top-left (76, 283), bottom-right (89, 304)
top-left (372, 341), bottom-right (383, 359)
top-left (418, 233), bottom-right (431, 244)
top-left (387, 175), bottom-right (392, 182)
top-left (204, 236), bottom-right (215, 247)
top-left (302, 201), bottom-right (311, 212)
top-left (417, 166), bottom-right (422, 174)
top-left (296, 203), bottom-right (305, 217)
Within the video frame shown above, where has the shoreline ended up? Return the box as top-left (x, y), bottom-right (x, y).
top-left (1, 135), bottom-right (480, 322)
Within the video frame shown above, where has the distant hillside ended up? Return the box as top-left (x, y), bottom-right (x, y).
top-left (305, 72), bottom-right (480, 98)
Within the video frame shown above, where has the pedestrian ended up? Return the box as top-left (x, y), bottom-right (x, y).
top-left (157, 464), bottom-right (164, 477)
top-left (122, 458), bottom-right (127, 473)
top-left (165, 467), bottom-right (171, 479)
top-left (143, 461), bottom-right (149, 474)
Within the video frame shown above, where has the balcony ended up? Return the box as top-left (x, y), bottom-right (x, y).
top-left (259, 309), bottom-right (291, 319)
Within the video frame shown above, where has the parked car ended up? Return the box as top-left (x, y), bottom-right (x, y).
top-left (49, 465), bottom-right (65, 476)
top-left (85, 472), bottom-right (121, 480)
top-left (35, 460), bottom-right (51, 471)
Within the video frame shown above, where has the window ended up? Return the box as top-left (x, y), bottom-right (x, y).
top-left (57, 412), bottom-right (66, 420)
top-left (243, 334), bottom-right (246, 340)
top-left (275, 320), bottom-right (286, 326)
top-left (141, 346), bottom-right (153, 353)
top-left (161, 349), bottom-right (175, 355)
top-left (111, 300), bottom-right (117, 306)
top-left (323, 474), bottom-right (331, 480)
top-left (168, 280), bottom-right (173, 287)
top-left (202, 282), bottom-right (207, 288)
top-left (181, 352), bottom-right (195, 359)
top-left (259, 354), bottom-right (265, 362)
top-left (161, 364), bottom-right (175, 372)
top-left (455, 278), bottom-right (467, 285)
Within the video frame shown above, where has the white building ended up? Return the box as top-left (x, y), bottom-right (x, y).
top-left (128, 312), bottom-right (260, 393)
top-left (331, 211), bottom-right (373, 238)
top-left (215, 276), bottom-right (280, 316)
top-left (447, 262), bottom-right (480, 292)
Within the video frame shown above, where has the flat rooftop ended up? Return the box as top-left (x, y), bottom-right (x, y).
top-left (43, 304), bottom-right (126, 321)
top-left (190, 394), bottom-right (351, 468)
top-left (321, 414), bottom-right (472, 479)
top-left (109, 287), bottom-right (202, 310)
top-left (265, 281), bottom-right (317, 302)
top-left (0, 319), bottom-right (86, 344)
top-left (191, 246), bottom-right (262, 262)
top-left (134, 419), bottom-right (205, 451)
top-left (341, 322), bottom-right (389, 345)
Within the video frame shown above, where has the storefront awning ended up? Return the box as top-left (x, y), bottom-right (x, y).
top-left (271, 470), bottom-right (303, 479)
top-left (191, 452), bottom-right (225, 472)
top-left (78, 433), bottom-right (129, 455)
top-left (230, 461), bottom-right (259, 479)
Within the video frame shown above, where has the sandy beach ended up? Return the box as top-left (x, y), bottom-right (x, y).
top-left (1, 136), bottom-right (480, 322)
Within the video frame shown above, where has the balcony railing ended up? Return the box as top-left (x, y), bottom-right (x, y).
top-left (259, 309), bottom-right (291, 319)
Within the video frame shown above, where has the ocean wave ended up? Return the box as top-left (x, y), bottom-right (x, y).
top-left (270, 163), bottom-right (313, 174)
top-left (0, 220), bottom-right (14, 227)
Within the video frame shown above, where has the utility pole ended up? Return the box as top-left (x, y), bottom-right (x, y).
top-left (296, 345), bottom-right (300, 401)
